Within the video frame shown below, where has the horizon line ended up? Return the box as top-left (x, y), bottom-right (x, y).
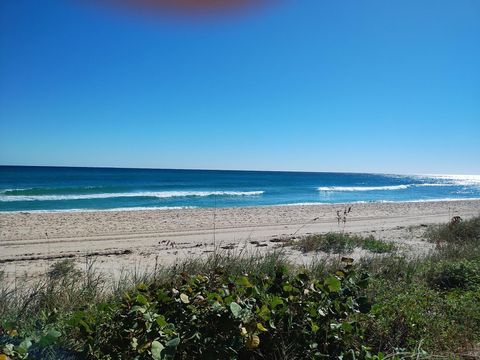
top-left (1, 164), bottom-right (479, 177)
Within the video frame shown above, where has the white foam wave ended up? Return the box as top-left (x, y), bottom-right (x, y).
top-left (278, 198), bottom-right (480, 206)
top-left (377, 198), bottom-right (480, 203)
top-left (415, 183), bottom-right (456, 187)
top-left (274, 202), bottom-right (328, 206)
top-left (318, 185), bottom-right (410, 192)
top-left (317, 183), bottom-right (467, 192)
top-left (0, 190), bottom-right (264, 202)
top-left (0, 206), bottom-right (198, 214)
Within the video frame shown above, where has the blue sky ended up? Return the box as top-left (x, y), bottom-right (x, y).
top-left (0, 0), bottom-right (479, 174)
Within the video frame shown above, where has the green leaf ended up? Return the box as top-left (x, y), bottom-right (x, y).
top-left (156, 315), bottom-right (168, 328)
top-left (151, 340), bottom-right (164, 360)
top-left (341, 321), bottom-right (353, 333)
top-left (17, 338), bottom-right (33, 354)
top-left (324, 275), bottom-right (341, 292)
top-left (165, 337), bottom-right (180, 348)
top-left (236, 276), bottom-right (252, 287)
top-left (78, 319), bottom-right (92, 333)
top-left (212, 301), bottom-right (223, 311)
top-left (230, 302), bottom-right (242, 318)
top-left (38, 329), bottom-right (61, 347)
top-left (257, 304), bottom-right (270, 320)
top-left (156, 289), bottom-right (171, 303)
top-left (256, 322), bottom-right (268, 332)
top-left (130, 305), bottom-right (147, 314)
top-left (136, 294), bottom-right (149, 305)
top-left (270, 296), bottom-right (284, 308)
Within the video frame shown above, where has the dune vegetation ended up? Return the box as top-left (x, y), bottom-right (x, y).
top-left (1, 216), bottom-right (480, 359)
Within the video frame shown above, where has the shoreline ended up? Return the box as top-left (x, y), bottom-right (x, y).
top-left (1, 197), bottom-right (480, 214)
top-left (1, 199), bottom-right (480, 281)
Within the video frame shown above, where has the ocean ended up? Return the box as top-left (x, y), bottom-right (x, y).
top-left (0, 166), bottom-right (479, 212)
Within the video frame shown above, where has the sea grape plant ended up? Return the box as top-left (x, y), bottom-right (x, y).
top-left (64, 261), bottom-right (371, 359)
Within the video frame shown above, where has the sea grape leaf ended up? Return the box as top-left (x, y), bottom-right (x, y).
top-left (270, 296), bottom-right (283, 308)
top-left (16, 339), bottom-right (32, 354)
top-left (230, 302), bottom-right (242, 318)
top-left (165, 337), bottom-right (180, 348)
top-left (151, 340), bottom-right (164, 360)
top-left (236, 276), bottom-right (252, 287)
top-left (257, 304), bottom-right (270, 320)
top-left (136, 294), bottom-right (149, 305)
top-left (38, 329), bottom-right (61, 347)
top-left (156, 315), bottom-right (168, 328)
top-left (324, 276), bottom-right (341, 292)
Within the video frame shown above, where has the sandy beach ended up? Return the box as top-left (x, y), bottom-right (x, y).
top-left (1, 200), bottom-right (480, 280)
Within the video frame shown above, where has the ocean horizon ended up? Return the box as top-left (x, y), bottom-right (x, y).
top-left (1, 165), bottom-right (479, 213)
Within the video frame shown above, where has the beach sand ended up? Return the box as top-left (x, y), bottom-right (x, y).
top-left (1, 200), bottom-right (479, 281)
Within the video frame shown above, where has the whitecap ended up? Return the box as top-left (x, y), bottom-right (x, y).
top-left (0, 190), bottom-right (264, 202)
top-left (318, 185), bottom-right (410, 192)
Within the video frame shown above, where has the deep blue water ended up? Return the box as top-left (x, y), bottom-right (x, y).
top-left (0, 166), bottom-right (479, 212)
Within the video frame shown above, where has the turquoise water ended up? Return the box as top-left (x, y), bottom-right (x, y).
top-left (0, 166), bottom-right (479, 212)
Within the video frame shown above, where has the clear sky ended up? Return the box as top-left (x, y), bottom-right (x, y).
top-left (0, 0), bottom-right (479, 174)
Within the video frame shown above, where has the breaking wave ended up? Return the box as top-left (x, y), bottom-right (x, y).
top-left (318, 185), bottom-right (410, 192)
top-left (0, 190), bottom-right (265, 202)
top-left (317, 183), bottom-right (466, 192)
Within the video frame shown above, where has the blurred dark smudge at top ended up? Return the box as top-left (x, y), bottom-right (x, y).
top-left (95, 0), bottom-right (274, 19)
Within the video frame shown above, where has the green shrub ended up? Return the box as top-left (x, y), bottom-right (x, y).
top-left (426, 259), bottom-right (480, 290)
top-left (3, 216), bottom-right (480, 359)
top-left (294, 233), bottom-right (395, 254)
top-left (427, 216), bottom-right (480, 245)
top-left (66, 264), bottom-right (371, 359)
top-left (361, 237), bottom-right (395, 254)
top-left (364, 282), bottom-right (480, 353)
top-left (294, 233), bottom-right (357, 253)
